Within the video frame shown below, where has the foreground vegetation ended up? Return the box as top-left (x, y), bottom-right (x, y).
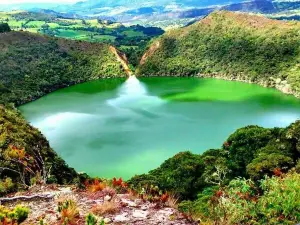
top-left (129, 120), bottom-right (300, 224)
top-left (138, 11), bottom-right (300, 97)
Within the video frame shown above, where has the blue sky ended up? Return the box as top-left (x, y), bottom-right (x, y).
top-left (0, 0), bottom-right (81, 4)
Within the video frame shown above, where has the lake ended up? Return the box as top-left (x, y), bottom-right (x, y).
top-left (19, 77), bottom-right (300, 179)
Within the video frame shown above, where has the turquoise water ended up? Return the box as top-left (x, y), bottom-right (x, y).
top-left (19, 77), bottom-right (300, 179)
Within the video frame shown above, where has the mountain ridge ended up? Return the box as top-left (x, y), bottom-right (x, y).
top-left (137, 11), bottom-right (300, 97)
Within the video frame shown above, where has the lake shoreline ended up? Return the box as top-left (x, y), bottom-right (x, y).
top-left (137, 74), bottom-right (299, 99)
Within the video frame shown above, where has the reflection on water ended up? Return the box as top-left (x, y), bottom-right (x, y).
top-left (19, 77), bottom-right (300, 179)
top-left (107, 76), bottom-right (165, 109)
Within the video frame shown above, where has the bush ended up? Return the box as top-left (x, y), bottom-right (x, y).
top-left (0, 178), bottom-right (15, 195)
top-left (57, 199), bottom-right (80, 224)
top-left (180, 171), bottom-right (300, 224)
top-left (246, 153), bottom-right (294, 180)
top-left (0, 205), bottom-right (29, 224)
top-left (258, 171), bottom-right (300, 224)
top-left (129, 151), bottom-right (205, 199)
top-left (85, 213), bottom-right (97, 225)
top-left (0, 23), bottom-right (11, 33)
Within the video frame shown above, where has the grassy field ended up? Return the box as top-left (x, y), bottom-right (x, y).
top-left (0, 11), bottom-right (163, 47)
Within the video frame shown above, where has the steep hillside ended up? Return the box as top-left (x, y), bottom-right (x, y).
top-left (0, 31), bottom-right (126, 105)
top-left (0, 31), bottom-right (127, 192)
top-left (0, 105), bottom-right (79, 194)
top-left (138, 11), bottom-right (300, 97)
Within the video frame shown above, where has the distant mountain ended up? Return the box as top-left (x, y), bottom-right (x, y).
top-left (222, 0), bottom-right (276, 13)
top-left (1, 0), bottom-right (300, 27)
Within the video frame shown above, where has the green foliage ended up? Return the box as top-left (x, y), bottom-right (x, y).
top-left (137, 11), bottom-right (300, 97)
top-left (131, 121), bottom-right (300, 203)
top-left (225, 125), bottom-right (275, 177)
top-left (0, 205), bottom-right (29, 224)
top-left (0, 177), bottom-right (15, 195)
top-left (258, 171), bottom-right (300, 224)
top-left (178, 186), bottom-right (218, 219)
top-left (0, 11), bottom-right (163, 54)
top-left (86, 213), bottom-right (97, 225)
top-left (181, 171), bottom-right (300, 224)
top-left (246, 153), bottom-right (294, 180)
top-left (13, 205), bottom-right (30, 223)
top-left (0, 23), bottom-right (11, 33)
top-left (129, 151), bottom-right (205, 199)
top-left (58, 199), bottom-right (80, 225)
top-left (0, 105), bottom-right (79, 194)
top-left (0, 31), bottom-right (126, 105)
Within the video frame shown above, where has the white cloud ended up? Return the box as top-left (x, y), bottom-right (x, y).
top-left (0, 0), bottom-right (80, 4)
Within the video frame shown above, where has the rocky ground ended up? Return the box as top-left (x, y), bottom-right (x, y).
top-left (1, 185), bottom-right (197, 225)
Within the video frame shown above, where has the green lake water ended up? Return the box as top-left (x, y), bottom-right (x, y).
top-left (19, 77), bottom-right (300, 179)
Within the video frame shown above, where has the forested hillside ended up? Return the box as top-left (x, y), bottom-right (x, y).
top-left (0, 30), bottom-right (126, 105)
top-left (130, 121), bottom-right (300, 224)
top-left (0, 29), bottom-right (127, 192)
top-left (0, 105), bottom-right (80, 194)
top-left (138, 11), bottom-right (300, 97)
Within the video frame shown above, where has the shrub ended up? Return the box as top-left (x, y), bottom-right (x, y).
top-left (246, 153), bottom-right (294, 180)
top-left (0, 177), bottom-right (15, 196)
top-left (57, 199), bottom-right (80, 225)
top-left (258, 171), bottom-right (300, 224)
top-left (129, 151), bottom-right (205, 199)
top-left (85, 213), bottom-right (97, 225)
top-left (85, 179), bottom-right (106, 193)
top-left (91, 199), bottom-right (120, 216)
top-left (0, 205), bottom-right (29, 224)
top-left (0, 23), bottom-right (11, 33)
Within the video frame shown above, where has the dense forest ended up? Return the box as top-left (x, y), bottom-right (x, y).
top-left (138, 11), bottom-right (300, 98)
top-left (0, 30), bottom-right (126, 105)
top-left (129, 121), bottom-right (300, 224)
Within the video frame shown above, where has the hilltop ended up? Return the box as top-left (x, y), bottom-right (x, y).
top-left (138, 11), bottom-right (300, 97)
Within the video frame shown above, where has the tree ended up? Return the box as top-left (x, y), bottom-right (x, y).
top-left (0, 23), bottom-right (11, 33)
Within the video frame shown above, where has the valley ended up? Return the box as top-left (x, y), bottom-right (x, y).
top-left (0, 5), bottom-right (300, 225)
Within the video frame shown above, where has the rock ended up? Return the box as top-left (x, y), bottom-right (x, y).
top-left (103, 218), bottom-right (111, 224)
top-left (132, 209), bottom-right (149, 219)
top-left (104, 195), bottom-right (111, 202)
top-left (275, 78), bottom-right (281, 84)
top-left (114, 213), bottom-right (129, 222)
top-left (141, 205), bottom-right (149, 211)
top-left (135, 199), bottom-right (143, 205)
top-left (122, 199), bottom-right (137, 207)
top-left (155, 208), bottom-right (175, 222)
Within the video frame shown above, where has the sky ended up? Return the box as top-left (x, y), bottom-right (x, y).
top-left (0, 0), bottom-right (81, 4)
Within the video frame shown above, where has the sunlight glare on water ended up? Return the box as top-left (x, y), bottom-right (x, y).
top-left (107, 75), bottom-right (165, 109)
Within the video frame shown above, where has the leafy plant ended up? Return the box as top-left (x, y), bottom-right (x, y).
top-left (85, 179), bottom-right (106, 193)
top-left (57, 199), bottom-right (80, 225)
top-left (0, 205), bottom-right (29, 224)
top-left (85, 213), bottom-right (97, 225)
top-left (0, 177), bottom-right (15, 195)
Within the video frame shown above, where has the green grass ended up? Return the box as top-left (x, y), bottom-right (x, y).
top-left (55, 29), bottom-right (116, 42)
top-left (122, 30), bottom-right (144, 37)
top-left (26, 20), bottom-right (45, 27)
top-left (47, 22), bottom-right (60, 28)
